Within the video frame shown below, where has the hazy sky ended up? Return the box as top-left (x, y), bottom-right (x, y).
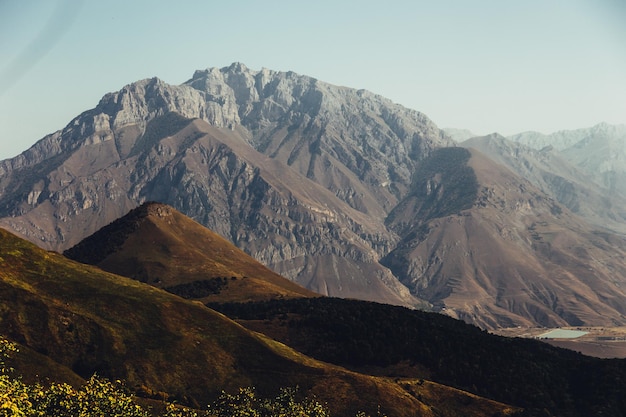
top-left (1, 0), bottom-right (625, 160)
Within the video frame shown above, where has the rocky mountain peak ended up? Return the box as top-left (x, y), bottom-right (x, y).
top-left (178, 64), bottom-right (454, 216)
top-left (5, 63), bottom-right (626, 329)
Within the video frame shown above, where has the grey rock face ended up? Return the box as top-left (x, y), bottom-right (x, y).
top-left (184, 63), bottom-right (454, 216)
top-left (0, 64), bottom-right (450, 308)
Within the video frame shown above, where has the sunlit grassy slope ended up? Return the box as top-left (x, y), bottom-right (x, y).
top-left (0, 227), bottom-right (518, 416)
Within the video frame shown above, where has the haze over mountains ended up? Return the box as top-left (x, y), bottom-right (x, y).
top-left (1, 63), bottom-right (626, 330)
top-left (509, 123), bottom-right (626, 197)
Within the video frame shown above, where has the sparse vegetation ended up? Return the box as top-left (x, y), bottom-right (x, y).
top-left (209, 387), bottom-right (332, 417)
top-left (1, 338), bottom-right (149, 416)
top-left (1, 229), bottom-right (436, 416)
top-left (63, 202), bottom-right (314, 302)
top-left (164, 277), bottom-right (230, 298)
top-left (6, 213), bottom-right (626, 416)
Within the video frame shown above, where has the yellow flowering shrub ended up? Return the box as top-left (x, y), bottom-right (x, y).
top-left (1, 336), bottom-right (379, 417)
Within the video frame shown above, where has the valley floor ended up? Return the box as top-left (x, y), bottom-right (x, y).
top-left (492, 326), bottom-right (626, 358)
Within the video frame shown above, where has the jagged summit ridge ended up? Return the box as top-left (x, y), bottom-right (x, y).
top-left (2, 63), bottom-right (452, 216)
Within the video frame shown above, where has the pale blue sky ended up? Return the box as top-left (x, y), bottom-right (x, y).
top-left (1, 0), bottom-right (625, 160)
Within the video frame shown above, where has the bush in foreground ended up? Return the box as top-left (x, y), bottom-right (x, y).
top-left (0, 336), bottom-right (381, 417)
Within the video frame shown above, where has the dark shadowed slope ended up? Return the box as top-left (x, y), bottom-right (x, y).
top-left (212, 297), bottom-right (626, 417)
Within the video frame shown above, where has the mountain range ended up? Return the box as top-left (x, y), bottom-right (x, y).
top-left (2, 63), bottom-right (626, 330)
top-left (462, 132), bottom-right (626, 235)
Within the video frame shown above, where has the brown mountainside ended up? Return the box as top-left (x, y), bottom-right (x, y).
top-left (0, 113), bottom-right (420, 308)
top-left (384, 147), bottom-right (626, 328)
top-left (63, 202), bottom-right (316, 303)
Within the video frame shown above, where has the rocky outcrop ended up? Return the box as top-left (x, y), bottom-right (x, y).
top-left (0, 64), bottom-right (451, 309)
top-left (183, 63), bottom-right (454, 217)
top-left (0, 116), bottom-right (422, 308)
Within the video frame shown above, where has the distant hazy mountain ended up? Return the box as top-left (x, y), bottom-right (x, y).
top-left (461, 133), bottom-right (626, 235)
top-left (2, 63), bottom-right (626, 329)
top-left (509, 123), bottom-right (626, 195)
top-left (508, 122), bottom-right (625, 151)
top-left (442, 127), bottom-right (477, 142)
